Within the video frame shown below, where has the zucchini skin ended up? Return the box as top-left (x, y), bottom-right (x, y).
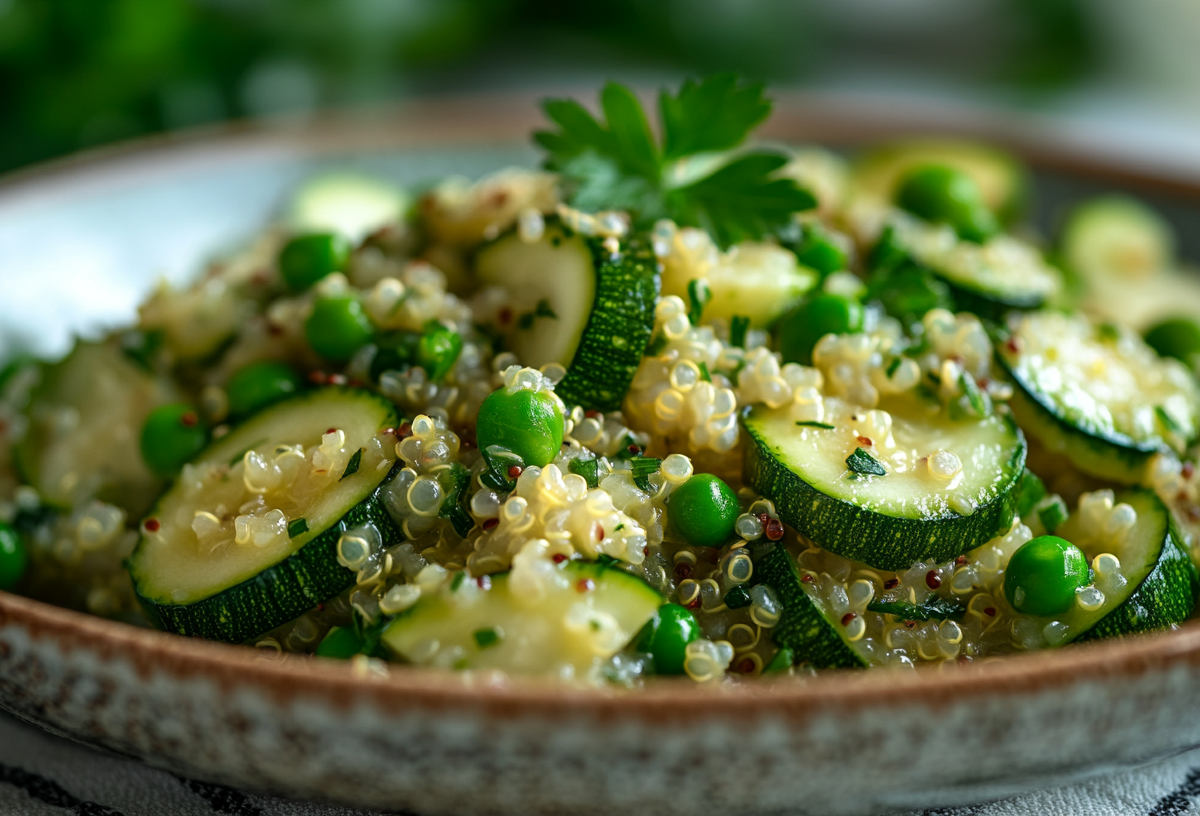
top-left (994, 351), bottom-right (1161, 485)
top-left (554, 233), bottom-right (660, 412)
top-left (752, 544), bottom-right (866, 669)
top-left (742, 414), bottom-right (1026, 572)
top-left (1075, 491), bottom-right (1199, 642)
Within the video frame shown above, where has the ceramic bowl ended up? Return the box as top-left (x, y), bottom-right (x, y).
top-left (2, 93), bottom-right (1200, 816)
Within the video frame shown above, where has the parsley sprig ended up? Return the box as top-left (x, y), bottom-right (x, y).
top-left (535, 75), bottom-right (816, 248)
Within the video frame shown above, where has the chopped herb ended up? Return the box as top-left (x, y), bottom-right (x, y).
top-left (614, 523), bottom-right (625, 532)
top-left (729, 315), bottom-right (750, 348)
top-left (846, 447), bottom-right (887, 477)
top-left (631, 457), bottom-right (662, 492)
top-left (763, 646), bottom-right (794, 673)
top-left (451, 572), bottom-right (467, 592)
top-left (1037, 496), bottom-right (1069, 533)
top-left (481, 446), bottom-right (524, 491)
top-left (1097, 321), bottom-right (1122, 343)
top-left (589, 620), bottom-right (601, 631)
top-left (536, 76), bottom-right (816, 248)
top-left (796, 420), bottom-right (836, 430)
top-left (287, 518), bottom-right (309, 538)
top-left (516, 312), bottom-right (535, 331)
top-left (535, 299), bottom-right (557, 319)
top-left (724, 585), bottom-right (752, 609)
top-left (698, 361), bottom-right (712, 383)
top-left (687, 279), bottom-right (711, 326)
top-left (886, 357), bottom-right (902, 378)
top-left (645, 332), bottom-right (668, 356)
top-left (596, 554), bottom-right (619, 568)
top-left (867, 596), bottom-right (965, 621)
top-left (614, 434), bottom-right (642, 460)
top-left (1014, 468), bottom-right (1047, 518)
top-left (568, 456), bottom-right (600, 488)
top-left (959, 372), bottom-right (990, 417)
top-left (473, 627), bottom-right (501, 649)
top-left (444, 505), bottom-right (475, 538)
top-left (1156, 405), bottom-right (1184, 436)
top-left (340, 448), bottom-right (363, 480)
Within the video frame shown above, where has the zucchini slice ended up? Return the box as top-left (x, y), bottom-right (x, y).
top-left (475, 219), bottom-right (660, 412)
top-left (287, 172), bottom-right (410, 241)
top-left (995, 311), bottom-right (1200, 483)
top-left (1060, 195), bottom-right (1175, 282)
top-left (1013, 489), bottom-right (1198, 644)
top-left (129, 388), bottom-right (401, 643)
top-left (853, 138), bottom-right (1029, 224)
top-left (380, 561), bottom-right (661, 677)
top-left (743, 391), bottom-right (1026, 571)
top-left (16, 340), bottom-right (177, 516)
top-left (882, 213), bottom-right (1061, 314)
top-left (752, 543), bottom-right (867, 669)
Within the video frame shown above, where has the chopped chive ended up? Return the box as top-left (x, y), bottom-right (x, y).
top-left (1037, 496), bottom-right (1069, 533)
top-left (340, 448), bottom-right (363, 480)
top-left (762, 647), bottom-right (794, 674)
top-left (867, 597), bottom-right (964, 621)
top-left (730, 315), bottom-right (750, 348)
top-left (886, 357), bottom-right (902, 378)
top-left (959, 372), bottom-right (990, 417)
top-left (568, 456), bottom-right (600, 488)
top-left (631, 457), bottom-right (662, 492)
top-left (445, 505), bottom-right (475, 538)
top-left (846, 447), bottom-right (886, 477)
top-left (596, 554), bottom-right (619, 568)
top-left (698, 361), bottom-right (712, 383)
top-left (473, 627), bottom-right (501, 649)
top-left (724, 585), bottom-right (752, 609)
top-left (614, 523), bottom-right (625, 531)
top-left (287, 518), bottom-right (309, 538)
top-left (1014, 468), bottom-right (1047, 518)
top-left (687, 279), bottom-right (711, 326)
top-left (451, 572), bottom-right (466, 592)
top-left (796, 420), bottom-right (836, 430)
top-left (1156, 405), bottom-right (1184, 436)
top-left (534, 298), bottom-right (558, 319)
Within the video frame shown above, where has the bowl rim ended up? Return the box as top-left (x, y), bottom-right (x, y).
top-left (3, 88), bottom-right (1200, 721)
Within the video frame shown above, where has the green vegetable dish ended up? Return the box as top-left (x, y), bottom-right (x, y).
top-left (5, 75), bottom-right (1200, 686)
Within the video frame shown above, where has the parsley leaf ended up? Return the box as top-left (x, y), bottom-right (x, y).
top-left (867, 597), bottom-right (964, 622)
top-left (536, 75), bottom-right (816, 248)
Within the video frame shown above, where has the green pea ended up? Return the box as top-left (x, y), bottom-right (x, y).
top-left (140, 403), bottom-right (208, 476)
top-left (1144, 317), bottom-right (1200, 366)
top-left (793, 230), bottom-right (847, 276)
top-left (315, 625), bottom-right (365, 659)
top-left (370, 331), bottom-right (421, 381)
top-left (417, 324), bottom-right (463, 382)
top-left (279, 232), bottom-right (352, 291)
top-left (306, 295), bottom-right (374, 363)
top-left (1003, 535), bottom-right (1089, 617)
top-left (475, 388), bottom-right (564, 468)
top-left (868, 264), bottom-right (954, 326)
top-left (226, 361), bottom-right (302, 418)
top-left (667, 473), bottom-right (738, 548)
top-left (637, 603), bottom-right (699, 675)
top-left (0, 521), bottom-right (28, 591)
top-left (896, 164), bottom-right (1000, 244)
top-left (778, 293), bottom-right (864, 366)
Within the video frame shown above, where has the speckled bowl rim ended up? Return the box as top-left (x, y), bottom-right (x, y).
top-left (3, 89), bottom-right (1200, 724)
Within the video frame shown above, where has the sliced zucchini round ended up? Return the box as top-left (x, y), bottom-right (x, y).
top-left (380, 561), bottom-right (661, 677)
top-left (287, 172), bottom-right (410, 242)
top-left (129, 388), bottom-right (401, 644)
top-left (852, 138), bottom-right (1029, 225)
top-left (751, 543), bottom-right (866, 669)
top-left (16, 340), bottom-right (177, 517)
top-left (1060, 195), bottom-right (1175, 282)
top-left (742, 391), bottom-right (1026, 571)
top-left (475, 219), bottom-right (660, 412)
top-left (995, 311), bottom-right (1200, 483)
top-left (884, 213), bottom-right (1061, 315)
top-left (1015, 489), bottom-right (1198, 644)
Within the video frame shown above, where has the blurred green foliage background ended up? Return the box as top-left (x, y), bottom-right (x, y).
top-left (0, 0), bottom-right (1101, 174)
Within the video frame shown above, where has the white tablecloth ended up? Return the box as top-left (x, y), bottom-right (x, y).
top-left (0, 711), bottom-right (1197, 816)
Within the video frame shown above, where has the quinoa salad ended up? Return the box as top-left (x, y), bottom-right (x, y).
top-left (3, 76), bottom-right (1200, 686)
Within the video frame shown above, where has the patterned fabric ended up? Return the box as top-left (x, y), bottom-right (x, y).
top-left (0, 712), bottom-right (1198, 816)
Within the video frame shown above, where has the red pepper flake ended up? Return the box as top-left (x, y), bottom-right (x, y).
top-left (397, 422), bottom-right (413, 439)
top-left (764, 518), bottom-right (785, 541)
top-left (1004, 337), bottom-right (1022, 355)
top-left (316, 603), bottom-right (325, 612)
top-left (552, 553), bottom-right (568, 564)
top-left (576, 578), bottom-right (595, 593)
top-left (326, 428), bottom-right (338, 435)
top-left (328, 373), bottom-right (347, 386)
top-left (883, 578), bottom-right (899, 590)
top-left (955, 555), bottom-right (968, 566)
top-left (143, 518), bottom-right (160, 532)
top-left (482, 518), bottom-right (499, 531)
top-left (686, 596), bottom-right (701, 610)
top-left (267, 323), bottom-right (284, 336)
top-left (1179, 491), bottom-right (1190, 504)
top-left (925, 570), bottom-right (942, 590)
top-left (674, 562), bottom-right (693, 580)
top-left (857, 436), bottom-right (873, 447)
top-left (627, 443), bottom-right (641, 455)
top-left (180, 412), bottom-right (198, 427)
top-left (1184, 462), bottom-right (1196, 480)
top-left (595, 523), bottom-right (605, 542)
top-left (1188, 506), bottom-right (1200, 524)
top-left (476, 576), bottom-right (492, 590)
top-left (507, 465), bottom-right (523, 480)
top-left (800, 574), bottom-right (813, 583)
top-left (643, 546), bottom-right (649, 556)
top-left (308, 370), bottom-right (328, 385)
top-left (983, 607), bottom-right (997, 617)
top-left (736, 658), bottom-right (756, 674)
top-left (903, 620), bottom-right (917, 629)
top-left (840, 612), bottom-right (857, 626)
top-left (585, 410), bottom-right (603, 420)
